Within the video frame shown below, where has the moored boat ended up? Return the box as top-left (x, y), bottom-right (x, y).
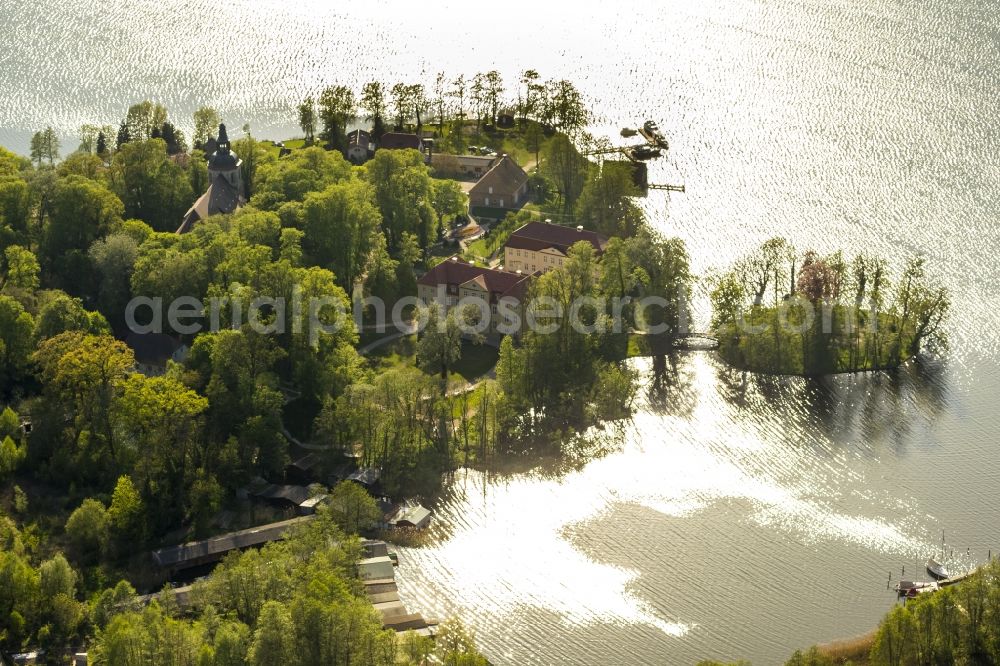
top-left (895, 580), bottom-right (938, 595)
top-left (629, 145), bottom-right (662, 160)
top-left (926, 558), bottom-right (950, 580)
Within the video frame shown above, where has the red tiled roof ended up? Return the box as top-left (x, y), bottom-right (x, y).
top-left (469, 155), bottom-right (527, 198)
top-left (505, 221), bottom-right (608, 254)
top-left (419, 257), bottom-right (532, 302)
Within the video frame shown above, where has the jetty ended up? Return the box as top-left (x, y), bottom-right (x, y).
top-left (359, 540), bottom-right (438, 635)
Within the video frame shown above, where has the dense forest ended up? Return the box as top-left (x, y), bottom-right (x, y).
top-left (1, 498), bottom-right (489, 665)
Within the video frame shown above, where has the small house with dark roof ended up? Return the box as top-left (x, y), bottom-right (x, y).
top-left (379, 132), bottom-right (423, 151)
top-left (251, 484), bottom-right (326, 515)
top-left (347, 129), bottom-right (373, 164)
top-left (417, 256), bottom-right (533, 337)
top-left (503, 221), bottom-right (608, 274)
top-left (347, 467), bottom-right (382, 490)
top-left (125, 332), bottom-right (188, 376)
top-left (177, 123), bottom-right (245, 233)
top-left (468, 155), bottom-right (528, 212)
top-left (286, 452), bottom-right (322, 484)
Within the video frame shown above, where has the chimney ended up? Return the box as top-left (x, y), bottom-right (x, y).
top-left (576, 225), bottom-right (583, 232)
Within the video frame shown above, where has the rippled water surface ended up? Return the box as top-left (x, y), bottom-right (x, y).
top-left (3, 0), bottom-right (1000, 663)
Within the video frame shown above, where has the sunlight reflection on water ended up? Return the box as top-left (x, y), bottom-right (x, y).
top-left (3, 0), bottom-right (999, 662)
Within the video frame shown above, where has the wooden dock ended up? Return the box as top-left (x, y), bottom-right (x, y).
top-left (360, 540), bottom-right (439, 635)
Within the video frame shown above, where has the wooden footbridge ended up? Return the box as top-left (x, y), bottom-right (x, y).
top-left (629, 329), bottom-right (720, 351)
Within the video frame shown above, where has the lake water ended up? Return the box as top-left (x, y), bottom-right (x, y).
top-left (3, 0), bottom-right (999, 663)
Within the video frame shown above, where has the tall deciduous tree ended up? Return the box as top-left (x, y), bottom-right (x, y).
top-left (318, 85), bottom-right (355, 151)
top-left (0, 296), bottom-right (35, 393)
top-left (390, 82), bottom-right (411, 131)
top-left (575, 161), bottom-right (643, 237)
top-left (416, 305), bottom-right (465, 387)
top-left (327, 480), bottom-right (380, 533)
top-left (541, 134), bottom-right (588, 214)
top-left (433, 71), bottom-right (448, 130)
top-left (300, 179), bottom-right (380, 293)
top-left (449, 74), bottom-right (467, 123)
top-left (360, 81), bottom-right (388, 138)
top-left (65, 498), bottom-right (110, 561)
top-left (364, 149), bottom-right (435, 252)
top-left (109, 138), bottom-right (193, 231)
top-left (125, 101), bottom-right (167, 142)
top-left (1, 245), bottom-right (39, 292)
top-left (248, 601), bottom-right (295, 666)
top-left (30, 127), bottom-right (60, 166)
top-left (192, 106), bottom-right (220, 147)
top-left (483, 70), bottom-right (504, 126)
top-left (297, 95), bottom-right (316, 144)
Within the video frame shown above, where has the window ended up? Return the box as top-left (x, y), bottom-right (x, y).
top-left (488, 186), bottom-right (493, 194)
top-left (499, 198), bottom-right (504, 207)
top-left (484, 197), bottom-right (490, 206)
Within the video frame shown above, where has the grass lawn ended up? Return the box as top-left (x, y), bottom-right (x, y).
top-left (261, 137), bottom-right (309, 159)
top-left (464, 236), bottom-right (493, 262)
top-left (367, 334), bottom-right (417, 372)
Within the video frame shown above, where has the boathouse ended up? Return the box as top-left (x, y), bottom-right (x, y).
top-left (151, 515), bottom-right (314, 572)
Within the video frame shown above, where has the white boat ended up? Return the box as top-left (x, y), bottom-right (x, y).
top-left (926, 558), bottom-right (950, 580)
top-left (895, 580), bottom-right (938, 596)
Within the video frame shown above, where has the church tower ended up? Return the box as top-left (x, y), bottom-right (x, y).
top-left (177, 123), bottom-right (246, 233)
top-left (207, 123), bottom-right (243, 194)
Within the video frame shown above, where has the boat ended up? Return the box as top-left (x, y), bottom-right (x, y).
top-left (620, 128), bottom-right (637, 138)
top-left (926, 558), bottom-right (950, 580)
top-left (895, 580), bottom-right (938, 595)
top-left (629, 145), bottom-right (662, 160)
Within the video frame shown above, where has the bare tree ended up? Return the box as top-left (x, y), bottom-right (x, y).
top-left (449, 74), bottom-right (467, 123)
